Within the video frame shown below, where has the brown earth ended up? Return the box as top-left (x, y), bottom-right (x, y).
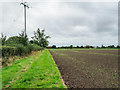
top-left (74, 49), bottom-right (118, 55)
top-left (49, 49), bottom-right (118, 88)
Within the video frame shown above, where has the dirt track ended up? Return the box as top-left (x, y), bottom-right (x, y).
top-left (49, 50), bottom-right (118, 88)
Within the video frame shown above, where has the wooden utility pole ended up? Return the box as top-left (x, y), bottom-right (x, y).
top-left (20, 2), bottom-right (29, 37)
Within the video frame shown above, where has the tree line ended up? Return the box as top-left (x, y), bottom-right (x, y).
top-left (47, 45), bottom-right (120, 49)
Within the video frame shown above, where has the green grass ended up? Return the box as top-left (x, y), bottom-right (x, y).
top-left (2, 49), bottom-right (67, 88)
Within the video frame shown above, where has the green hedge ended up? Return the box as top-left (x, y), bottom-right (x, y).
top-left (2, 44), bottom-right (44, 57)
top-left (2, 46), bottom-right (17, 57)
top-left (30, 44), bottom-right (43, 51)
top-left (0, 46), bottom-right (2, 58)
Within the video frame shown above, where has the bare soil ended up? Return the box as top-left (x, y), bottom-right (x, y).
top-left (49, 49), bottom-right (118, 88)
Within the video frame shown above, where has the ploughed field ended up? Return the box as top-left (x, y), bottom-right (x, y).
top-left (49, 49), bottom-right (118, 88)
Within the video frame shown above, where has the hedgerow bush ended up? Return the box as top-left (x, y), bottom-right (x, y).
top-left (2, 44), bottom-right (44, 66)
top-left (30, 44), bottom-right (43, 51)
top-left (0, 46), bottom-right (2, 58)
top-left (2, 44), bottom-right (43, 57)
top-left (2, 46), bottom-right (17, 57)
top-left (15, 44), bottom-right (27, 56)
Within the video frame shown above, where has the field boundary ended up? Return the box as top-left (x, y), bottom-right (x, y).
top-left (52, 57), bottom-right (67, 87)
top-left (49, 50), bottom-right (67, 88)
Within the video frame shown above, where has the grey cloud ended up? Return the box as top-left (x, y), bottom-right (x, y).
top-left (1, 2), bottom-right (118, 46)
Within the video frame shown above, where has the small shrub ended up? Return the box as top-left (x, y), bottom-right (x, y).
top-left (27, 44), bottom-right (34, 53)
top-left (30, 44), bottom-right (43, 51)
top-left (16, 45), bottom-right (26, 56)
top-left (2, 46), bottom-right (17, 57)
top-left (2, 57), bottom-right (9, 66)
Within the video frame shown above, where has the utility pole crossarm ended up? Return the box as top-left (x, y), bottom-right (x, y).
top-left (20, 2), bottom-right (29, 8)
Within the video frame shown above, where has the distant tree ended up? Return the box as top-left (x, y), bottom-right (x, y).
top-left (32, 28), bottom-right (50, 47)
top-left (90, 46), bottom-right (94, 48)
top-left (85, 45), bottom-right (94, 48)
top-left (0, 33), bottom-right (7, 45)
top-left (85, 45), bottom-right (90, 48)
top-left (52, 45), bottom-right (56, 48)
top-left (112, 45), bottom-right (115, 48)
top-left (80, 45), bottom-right (84, 48)
top-left (96, 46), bottom-right (99, 48)
top-left (117, 45), bottom-right (120, 48)
top-left (70, 45), bottom-right (73, 49)
top-left (76, 46), bottom-right (79, 48)
top-left (101, 45), bottom-right (105, 48)
top-left (108, 45), bottom-right (115, 48)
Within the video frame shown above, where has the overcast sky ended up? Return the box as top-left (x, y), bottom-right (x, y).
top-left (0, 1), bottom-right (118, 46)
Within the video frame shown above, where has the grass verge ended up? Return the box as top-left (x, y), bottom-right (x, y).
top-left (2, 49), bottom-right (67, 88)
